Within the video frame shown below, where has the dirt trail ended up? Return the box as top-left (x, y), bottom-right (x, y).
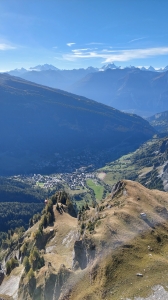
top-left (97, 172), bottom-right (106, 180)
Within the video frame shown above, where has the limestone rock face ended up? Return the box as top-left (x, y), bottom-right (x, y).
top-left (73, 239), bottom-right (96, 270)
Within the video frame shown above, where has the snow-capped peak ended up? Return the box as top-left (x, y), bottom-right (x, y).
top-left (100, 63), bottom-right (119, 71)
top-left (29, 64), bottom-right (59, 71)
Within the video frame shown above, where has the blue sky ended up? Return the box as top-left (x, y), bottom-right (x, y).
top-left (0, 0), bottom-right (168, 70)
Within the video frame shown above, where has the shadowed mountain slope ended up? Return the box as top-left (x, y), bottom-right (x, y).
top-left (0, 74), bottom-right (154, 175)
top-left (68, 68), bottom-right (168, 117)
top-left (7, 68), bottom-right (168, 117)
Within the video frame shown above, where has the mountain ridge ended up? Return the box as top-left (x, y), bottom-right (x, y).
top-left (6, 67), bottom-right (168, 117)
top-left (1, 180), bottom-right (168, 299)
top-left (5, 66), bottom-right (168, 117)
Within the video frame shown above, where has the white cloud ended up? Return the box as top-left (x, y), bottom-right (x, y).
top-left (63, 47), bottom-right (168, 63)
top-left (67, 42), bottom-right (76, 47)
top-left (103, 47), bottom-right (168, 63)
top-left (0, 43), bottom-right (16, 50)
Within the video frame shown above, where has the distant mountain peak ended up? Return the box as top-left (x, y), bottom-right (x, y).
top-left (8, 67), bottom-right (27, 75)
top-left (29, 64), bottom-right (59, 71)
top-left (140, 66), bottom-right (147, 71)
top-left (125, 65), bottom-right (136, 69)
top-left (148, 66), bottom-right (156, 71)
top-left (101, 63), bottom-right (119, 71)
top-left (86, 66), bottom-right (99, 71)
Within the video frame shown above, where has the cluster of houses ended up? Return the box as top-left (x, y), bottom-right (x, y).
top-left (12, 167), bottom-right (96, 191)
top-left (61, 168), bottom-right (96, 190)
top-left (13, 174), bottom-right (61, 189)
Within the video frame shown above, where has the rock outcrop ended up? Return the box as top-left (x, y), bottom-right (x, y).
top-left (73, 238), bottom-right (95, 270)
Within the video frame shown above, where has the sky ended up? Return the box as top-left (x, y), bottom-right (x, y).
top-left (0, 0), bottom-right (168, 71)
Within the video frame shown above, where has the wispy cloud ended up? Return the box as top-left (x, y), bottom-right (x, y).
top-left (104, 47), bottom-right (168, 63)
top-left (102, 49), bottom-right (114, 53)
top-left (86, 42), bottom-right (104, 45)
top-left (67, 42), bottom-right (76, 47)
top-left (63, 47), bottom-right (168, 63)
top-left (128, 37), bottom-right (146, 43)
top-left (72, 48), bottom-right (90, 52)
top-left (0, 43), bottom-right (16, 50)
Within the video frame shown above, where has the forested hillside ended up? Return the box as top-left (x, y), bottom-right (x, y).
top-left (0, 73), bottom-right (154, 175)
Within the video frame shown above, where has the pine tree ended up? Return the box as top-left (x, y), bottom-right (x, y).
top-left (23, 256), bottom-right (31, 273)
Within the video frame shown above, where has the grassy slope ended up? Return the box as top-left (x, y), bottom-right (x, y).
top-left (2, 180), bottom-right (168, 299)
top-left (69, 180), bottom-right (168, 300)
top-left (98, 137), bottom-right (168, 191)
top-left (86, 179), bottom-right (104, 200)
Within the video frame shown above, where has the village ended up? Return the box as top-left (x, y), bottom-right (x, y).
top-left (13, 167), bottom-right (97, 191)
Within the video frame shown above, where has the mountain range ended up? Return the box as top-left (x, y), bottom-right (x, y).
top-left (0, 73), bottom-right (154, 175)
top-left (7, 63), bottom-right (168, 74)
top-left (5, 65), bottom-right (168, 117)
top-left (7, 64), bottom-right (99, 91)
top-left (69, 68), bottom-right (168, 117)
